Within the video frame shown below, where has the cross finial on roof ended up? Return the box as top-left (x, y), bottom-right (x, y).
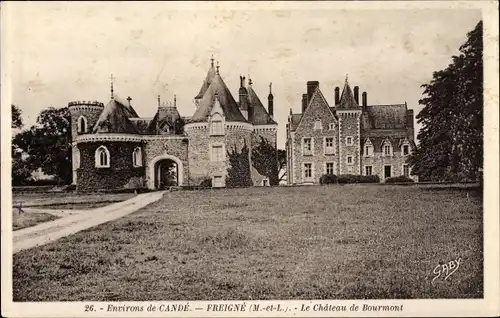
top-left (110, 74), bottom-right (115, 99)
top-left (216, 61), bottom-right (220, 74)
top-left (174, 94), bottom-right (177, 107)
top-left (126, 96), bottom-right (132, 106)
top-left (210, 55), bottom-right (214, 68)
top-left (269, 82), bottom-right (272, 94)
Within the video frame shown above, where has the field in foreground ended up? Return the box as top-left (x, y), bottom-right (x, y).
top-left (12, 192), bottom-right (135, 208)
top-left (12, 212), bottom-right (60, 231)
top-left (13, 185), bottom-right (483, 300)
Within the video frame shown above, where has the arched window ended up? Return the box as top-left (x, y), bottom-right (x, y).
top-left (132, 147), bottom-right (142, 167)
top-left (210, 113), bottom-right (224, 136)
top-left (95, 146), bottom-right (110, 168)
top-left (78, 116), bottom-right (87, 133)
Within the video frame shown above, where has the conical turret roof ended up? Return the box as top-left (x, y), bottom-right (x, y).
top-left (338, 77), bottom-right (360, 109)
top-left (93, 98), bottom-right (138, 134)
top-left (191, 73), bottom-right (247, 123)
top-left (247, 85), bottom-right (277, 125)
top-left (195, 60), bottom-right (216, 100)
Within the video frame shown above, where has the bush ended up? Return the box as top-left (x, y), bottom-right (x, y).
top-left (320, 174), bottom-right (338, 184)
top-left (337, 174), bottom-right (380, 184)
top-left (199, 178), bottom-right (212, 188)
top-left (385, 176), bottom-right (415, 183)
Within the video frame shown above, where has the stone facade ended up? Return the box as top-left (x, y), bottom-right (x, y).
top-left (69, 59), bottom-right (277, 191)
top-left (286, 79), bottom-right (416, 184)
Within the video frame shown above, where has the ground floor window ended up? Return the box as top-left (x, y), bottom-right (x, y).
top-left (403, 164), bottom-right (410, 177)
top-left (365, 165), bottom-right (372, 176)
top-left (304, 163), bottom-right (312, 179)
top-left (213, 175), bottom-right (224, 187)
top-left (326, 162), bottom-right (335, 175)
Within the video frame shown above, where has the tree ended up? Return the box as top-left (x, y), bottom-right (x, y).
top-left (226, 141), bottom-right (253, 187)
top-left (11, 105), bottom-right (23, 129)
top-left (251, 136), bottom-right (279, 185)
top-left (277, 149), bottom-right (286, 182)
top-left (409, 21), bottom-right (483, 181)
top-left (13, 107), bottom-right (72, 184)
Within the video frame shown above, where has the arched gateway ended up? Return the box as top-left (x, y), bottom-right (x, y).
top-left (148, 154), bottom-right (184, 189)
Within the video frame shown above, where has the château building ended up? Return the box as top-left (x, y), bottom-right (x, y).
top-left (285, 77), bottom-right (417, 184)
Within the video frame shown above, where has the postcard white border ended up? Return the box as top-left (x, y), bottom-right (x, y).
top-left (1, 1), bottom-right (498, 317)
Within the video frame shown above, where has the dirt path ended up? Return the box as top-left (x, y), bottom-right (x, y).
top-left (13, 191), bottom-right (165, 254)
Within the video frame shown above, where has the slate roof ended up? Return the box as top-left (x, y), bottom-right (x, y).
top-left (364, 104), bottom-right (407, 129)
top-left (338, 79), bottom-right (360, 109)
top-left (362, 136), bottom-right (416, 154)
top-left (289, 113), bottom-right (302, 131)
top-left (191, 73), bottom-right (247, 123)
top-left (146, 106), bottom-right (182, 134)
top-left (93, 98), bottom-right (139, 134)
top-left (129, 118), bottom-right (152, 134)
top-left (195, 63), bottom-right (216, 100)
top-left (247, 85), bottom-right (277, 125)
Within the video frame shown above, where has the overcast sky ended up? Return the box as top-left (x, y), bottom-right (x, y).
top-left (6, 2), bottom-right (481, 147)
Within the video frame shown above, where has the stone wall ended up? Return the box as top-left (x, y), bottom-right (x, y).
top-left (186, 124), bottom-right (252, 187)
top-left (291, 92), bottom-right (339, 184)
top-left (338, 111), bottom-right (361, 175)
top-left (361, 149), bottom-right (412, 181)
top-left (142, 137), bottom-right (189, 188)
top-left (77, 141), bottom-right (144, 191)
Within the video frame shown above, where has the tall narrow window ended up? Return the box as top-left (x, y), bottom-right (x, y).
top-left (132, 147), bottom-right (142, 167)
top-left (304, 163), bottom-right (313, 179)
top-left (78, 116), bottom-right (87, 133)
top-left (365, 166), bottom-right (372, 176)
top-left (403, 164), bottom-right (410, 177)
top-left (403, 144), bottom-right (410, 156)
top-left (383, 144), bottom-right (392, 156)
top-left (325, 137), bottom-right (334, 155)
top-left (95, 146), bottom-right (110, 168)
top-left (211, 145), bottom-right (224, 162)
top-left (347, 156), bottom-right (353, 165)
top-left (303, 138), bottom-right (313, 156)
top-left (346, 136), bottom-right (353, 145)
top-left (365, 145), bottom-right (373, 157)
top-left (210, 114), bottom-right (224, 136)
top-left (326, 162), bottom-right (335, 175)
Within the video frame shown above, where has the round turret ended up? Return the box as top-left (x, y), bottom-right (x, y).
top-left (68, 101), bottom-right (104, 138)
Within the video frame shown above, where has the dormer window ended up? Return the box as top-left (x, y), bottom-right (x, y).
top-left (95, 146), bottom-right (110, 168)
top-left (210, 113), bottom-right (224, 136)
top-left (382, 140), bottom-right (393, 157)
top-left (132, 147), bottom-right (142, 167)
top-left (78, 116), bottom-right (87, 133)
top-left (364, 139), bottom-right (373, 157)
top-left (402, 143), bottom-right (410, 156)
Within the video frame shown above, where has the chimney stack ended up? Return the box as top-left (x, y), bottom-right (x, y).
top-left (301, 94), bottom-right (308, 113)
top-left (306, 81), bottom-right (319, 103)
top-left (334, 87), bottom-right (340, 105)
top-left (362, 92), bottom-right (367, 107)
top-left (238, 76), bottom-right (249, 120)
top-left (354, 86), bottom-right (359, 104)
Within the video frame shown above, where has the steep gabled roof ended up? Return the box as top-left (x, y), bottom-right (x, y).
top-left (146, 106), bottom-right (182, 134)
top-left (247, 85), bottom-right (277, 125)
top-left (292, 86), bottom-right (337, 132)
top-left (338, 78), bottom-right (360, 109)
top-left (93, 98), bottom-right (138, 134)
top-left (191, 73), bottom-right (247, 123)
top-left (365, 104), bottom-right (407, 129)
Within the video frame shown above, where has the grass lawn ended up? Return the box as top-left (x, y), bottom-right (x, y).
top-left (12, 212), bottom-right (60, 231)
top-left (13, 185), bottom-right (483, 301)
top-left (12, 192), bottom-right (135, 208)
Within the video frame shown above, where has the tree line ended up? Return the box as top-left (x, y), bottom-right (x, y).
top-left (409, 21), bottom-right (483, 182)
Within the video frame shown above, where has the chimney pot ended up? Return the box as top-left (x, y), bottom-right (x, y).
top-left (354, 86), bottom-right (359, 104)
top-left (301, 94), bottom-right (309, 113)
top-left (306, 81), bottom-right (319, 103)
top-left (362, 92), bottom-right (367, 107)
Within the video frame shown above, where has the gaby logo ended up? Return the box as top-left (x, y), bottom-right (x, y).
top-left (432, 257), bottom-right (462, 284)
